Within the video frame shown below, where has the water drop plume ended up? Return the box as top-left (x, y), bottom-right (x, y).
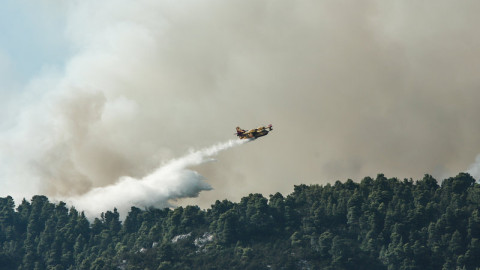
top-left (63, 139), bottom-right (248, 219)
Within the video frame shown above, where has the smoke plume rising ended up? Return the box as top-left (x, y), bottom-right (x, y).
top-left (64, 139), bottom-right (247, 218)
top-left (1, 1), bottom-right (480, 210)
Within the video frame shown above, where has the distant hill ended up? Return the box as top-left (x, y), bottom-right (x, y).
top-left (1, 173), bottom-right (479, 269)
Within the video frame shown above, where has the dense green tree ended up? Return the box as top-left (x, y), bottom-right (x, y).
top-left (2, 173), bottom-right (480, 269)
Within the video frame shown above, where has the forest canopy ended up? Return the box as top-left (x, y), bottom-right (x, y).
top-left (0, 173), bottom-right (479, 269)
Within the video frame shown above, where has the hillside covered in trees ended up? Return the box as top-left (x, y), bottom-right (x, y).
top-left (1, 173), bottom-right (480, 269)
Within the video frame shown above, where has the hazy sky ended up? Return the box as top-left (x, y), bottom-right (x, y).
top-left (1, 0), bottom-right (480, 211)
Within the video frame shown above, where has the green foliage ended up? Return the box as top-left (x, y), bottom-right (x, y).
top-left (1, 173), bottom-right (480, 269)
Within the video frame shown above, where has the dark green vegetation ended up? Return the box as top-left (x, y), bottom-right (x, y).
top-left (1, 173), bottom-right (480, 269)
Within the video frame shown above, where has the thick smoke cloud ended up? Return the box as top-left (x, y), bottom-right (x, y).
top-left (1, 0), bottom-right (480, 211)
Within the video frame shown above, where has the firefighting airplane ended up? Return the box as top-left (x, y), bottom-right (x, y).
top-left (235, 124), bottom-right (273, 139)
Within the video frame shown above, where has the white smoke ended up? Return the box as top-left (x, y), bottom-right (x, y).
top-left (62, 139), bottom-right (248, 219)
top-left (467, 156), bottom-right (480, 181)
top-left (3, 0), bottom-right (480, 210)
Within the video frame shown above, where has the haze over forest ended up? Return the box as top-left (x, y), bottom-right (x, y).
top-left (1, 1), bottom-right (480, 213)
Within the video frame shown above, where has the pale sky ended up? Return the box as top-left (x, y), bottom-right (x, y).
top-left (0, 1), bottom-right (69, 81)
